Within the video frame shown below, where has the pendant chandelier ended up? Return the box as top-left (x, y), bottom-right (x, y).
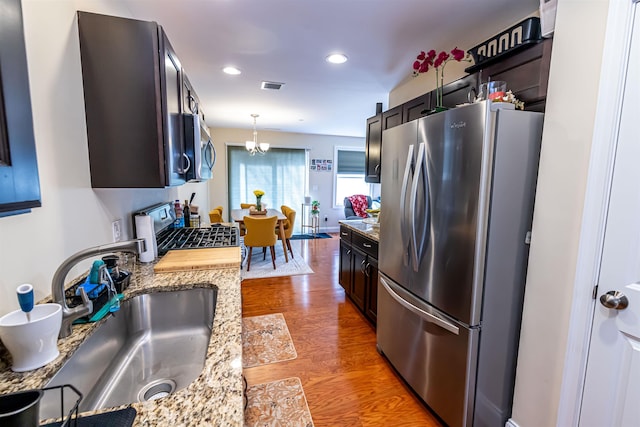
top-left (245, 114), bottom-right (269, 155)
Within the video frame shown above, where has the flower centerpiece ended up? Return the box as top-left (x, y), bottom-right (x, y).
top-left (412, 47), bottom-right (472, 112)
top-left (253, 189), bottom-right (265, 211)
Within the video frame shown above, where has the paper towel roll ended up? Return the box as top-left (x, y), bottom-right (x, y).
top-left (135, 215), bottom-right (156, 263)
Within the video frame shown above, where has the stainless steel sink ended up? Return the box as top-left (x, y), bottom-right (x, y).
top-left (40, 288), bottom-right (217, 419)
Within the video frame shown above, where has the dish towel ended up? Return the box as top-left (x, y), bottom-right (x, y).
top-left (348, 195), bottom-right (369, 218)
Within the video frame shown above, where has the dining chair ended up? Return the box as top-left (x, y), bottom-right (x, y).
top-left (243, 215), bottom-right (278, 271)
top-left (209, 208), bottom-right (223, 224)
top-left (240, 203), bottom-right (255, 209)
top-left (214, 205), bottom-right (223, 215)
top-left (277, 205), bottom-right (296, 259)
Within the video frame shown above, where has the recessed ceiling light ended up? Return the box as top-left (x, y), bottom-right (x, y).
top-left (222, 66), bottom-right (241, 75)
top-left (326, 53), bottom-right (348, 64)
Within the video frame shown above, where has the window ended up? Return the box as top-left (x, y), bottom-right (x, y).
top-left (334, 147), bottom-right (370, 207)
top-left (227, 146), bottom-right (307, 232)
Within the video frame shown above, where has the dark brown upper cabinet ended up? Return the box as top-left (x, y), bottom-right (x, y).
top-left (0, 0), bottom-right (41, 217)
top-left (382, 105), bottom-right (403, 130)
top-left (478, 38), bottom-right (553, 112)
top-left (365, 113), bottom-right (382, 183)
top-left (78, 12), bottom-right (186, 188)
top-left (439, 73), bottom-right (479, 108)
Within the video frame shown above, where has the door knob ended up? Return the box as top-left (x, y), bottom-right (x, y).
top-left (599, 291), bottom-right (629, 310)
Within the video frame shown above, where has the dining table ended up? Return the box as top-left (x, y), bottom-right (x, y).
top-left (230, 208), bottom-right (290, 263)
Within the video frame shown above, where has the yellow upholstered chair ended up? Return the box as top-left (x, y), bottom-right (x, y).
top-left (238, 204), bottom-right (255, 235)
top-left (214, 205), bottom-right (223, 215)
top-left (277, 205), bottom-right (296, 259)
top-left (209, 208), bottom-right (223, 224)
top-left (243, 215), bottom-right (278, 271)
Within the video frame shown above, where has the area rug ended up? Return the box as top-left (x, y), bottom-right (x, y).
top-left (290, 233), bottom-right (332, 240)
top-left (244, 377), bottom-right (314, 427)
top-left (241, 244), bottom-right (313, 280)
top-left (242, 313), bottom-right (297, 368)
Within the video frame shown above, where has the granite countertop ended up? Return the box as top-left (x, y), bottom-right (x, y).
top-left (0, 261), bottom-right (244, 426)
top-left (339, 219), bottom-right (380, 241)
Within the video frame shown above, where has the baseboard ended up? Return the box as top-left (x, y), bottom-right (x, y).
top-left (506, 418), bottom-right (521, 427)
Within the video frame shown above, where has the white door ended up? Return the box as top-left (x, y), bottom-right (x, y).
top-left (579, 7), bottom-right (640, 427)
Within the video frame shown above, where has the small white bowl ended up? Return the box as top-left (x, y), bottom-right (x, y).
top-left (0, 304), bottom-right (62, 372)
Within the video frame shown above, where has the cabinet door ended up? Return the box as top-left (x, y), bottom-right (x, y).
top-left (351, 248), bottom-right (367, 312)
top-left (366, 257), bottom-right (379, 325)
top-left (402, 93), bottom-right (431, 123)
top-left (440, 73), bottom-right (478, 108)
top-left (365, 114), bottom-right (382, 183)
top-left (182, 74), bottom-right (199, 115)
top-left (479, 38), bottom-right (552, 112)
top-left (0, 0), bottom-right (41, 216)
top-left (159, 31), bottom-right (186, 187)
top-left (339, 241), bottom-right (352, 295)
top-left (382, 105), bottom-right (403, 130)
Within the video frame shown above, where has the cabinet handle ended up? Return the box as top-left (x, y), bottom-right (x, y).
top-left (181, 152), bottom-right (191, 173)
top-left (374, 164), bottom-right (380, 174)
top-left (341, 232), bottom-right (348, 236)
top-left (346, 249), bottom-right (351, 255)
top-left (364, 262), bottom-right (371, 277)
top-left (360, 259), bottom-right (367, 274)
top-left (363, 243), bottom-right (372, 248)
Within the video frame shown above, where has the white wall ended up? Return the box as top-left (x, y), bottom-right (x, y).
top-left (0, 0), bottom-right (209, 316)
top-left (388, 2), bottom-right (610, 425)
top-left (207, 127), bottom-right (369, 232)
top-left (510, 1), bottom-right (609, 426)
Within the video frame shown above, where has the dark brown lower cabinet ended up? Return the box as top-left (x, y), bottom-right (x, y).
top-left (365, 257), bottom-right (378, 324)
top-left (339, 225), bottom-right (378, 325)
top-left (351, 247), bottom-right (367, 312)
top-left (339, 241), bottom-right (353, 294)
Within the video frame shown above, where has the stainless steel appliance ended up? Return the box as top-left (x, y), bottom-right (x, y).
top-left (377, 101), bottom-right (543, 427)
top-left (184, 114), bottom-right (216, 182)
top-left (134, 203), bottom-right (238, 255)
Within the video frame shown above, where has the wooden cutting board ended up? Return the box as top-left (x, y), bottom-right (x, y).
top-left (154, 247), bottom-right (242, 273)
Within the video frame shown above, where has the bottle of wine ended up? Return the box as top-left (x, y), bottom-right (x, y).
top-left (183, 200), bottom-right (191, 227)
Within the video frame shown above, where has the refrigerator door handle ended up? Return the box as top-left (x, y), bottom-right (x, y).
top-left (409, 142), bottom-right (429, 272)
top-left (380, 277), bottom-right (459, 335)
top-left (400, 144), bottom-right (415, 264)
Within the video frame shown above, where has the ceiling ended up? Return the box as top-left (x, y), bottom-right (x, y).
top-left (114, 0), bottom-right (539, 138)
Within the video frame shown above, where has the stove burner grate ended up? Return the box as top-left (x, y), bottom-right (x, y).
top-left (156, 225), bottom-right (239, 255)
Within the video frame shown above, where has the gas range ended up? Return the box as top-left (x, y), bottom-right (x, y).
top-left (155, 225), bottom-right (239, 255)
top-left (134, 202), bottom-right (239, 256)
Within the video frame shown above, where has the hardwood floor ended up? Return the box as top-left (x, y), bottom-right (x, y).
top-left (242, 234), bottom-right (443, 427)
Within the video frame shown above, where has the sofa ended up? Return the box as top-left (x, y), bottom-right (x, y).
top-left (344, 195), bottom-right (372, 220)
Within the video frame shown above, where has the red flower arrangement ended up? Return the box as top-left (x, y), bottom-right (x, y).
top-left (412, 47), bottom-right (471, 109)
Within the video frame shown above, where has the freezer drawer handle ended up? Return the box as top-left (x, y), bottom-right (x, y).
top-left (380, 277), bottom-right (459, 335)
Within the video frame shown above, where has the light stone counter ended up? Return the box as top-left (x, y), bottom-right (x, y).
top-left (0, 262), bottom-right (244, 426)
top-left (339, 219), bottom-right (380, 241)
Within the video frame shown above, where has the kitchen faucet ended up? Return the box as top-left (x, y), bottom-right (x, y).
top-left (51, 238), bottom-right (146, 338)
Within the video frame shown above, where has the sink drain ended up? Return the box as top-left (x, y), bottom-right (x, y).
top-left (138, 379), bottom-right (177, 402)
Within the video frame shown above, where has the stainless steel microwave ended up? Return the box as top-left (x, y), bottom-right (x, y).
top-left (183, 114), bottom-right (215, 182)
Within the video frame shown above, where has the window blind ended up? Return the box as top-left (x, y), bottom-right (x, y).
top-left (227, 146), bottom-right (306, 231)
top-left (337, 150), bottom-right (365, 174)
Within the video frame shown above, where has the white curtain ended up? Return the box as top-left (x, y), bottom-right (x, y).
top-left (228, 146), bottom-right (307, 232)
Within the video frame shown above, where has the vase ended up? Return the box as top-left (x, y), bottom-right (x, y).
top-left (256, 196), bottom-right (262, 211)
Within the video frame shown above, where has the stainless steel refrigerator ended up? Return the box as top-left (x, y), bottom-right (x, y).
top-left (377, 101), bottom-right (543, 427)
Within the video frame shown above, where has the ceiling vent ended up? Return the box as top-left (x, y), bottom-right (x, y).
top-left (261, 81), bottom-right (285, 90)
